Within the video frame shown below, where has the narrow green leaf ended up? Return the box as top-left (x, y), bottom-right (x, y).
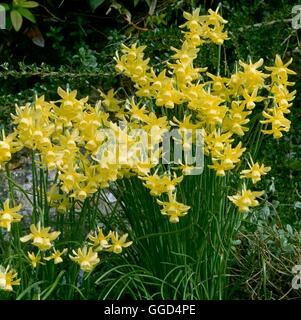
top-left (21, 1), bottom-right (39, 8)
top-left (10, 9), bottom-right (23, 31)
top-left (18, 7), bottom-right (36, 23)
top-left (89, 0), bottom-right (105, 12)
top-left (16, 281), bottom-right (45, 300)
top-left (41, 271), bottom-right (65, 300)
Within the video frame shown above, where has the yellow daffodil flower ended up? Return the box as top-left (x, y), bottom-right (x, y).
top-left (69, 246), bottom-right (100, 272)
top-left (228, 187), bottom-right (264, 212)
top-left (20, 222), bottom-right (61, 251)
top-left (106, 231), bottom-right (133, 254)
top-left (240, 161), bottom-right (271, 184)
top-left (0, 199), bottom-right (22, 232)
top-left (27, 251), bottom-right (43, 268)
top-left (0, 265), bottom-right (20, 292)
top-left (44, 248), bottom-right (68, 264)
top-left (157, 193), bottom-right (190, 223)
top-left (261, 108), bottom-right (291, 138)
top-left (87, 228), bottom-right (111, 252)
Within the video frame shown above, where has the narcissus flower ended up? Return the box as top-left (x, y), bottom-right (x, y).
top-left (223, 101), bottom-right (251, 136)
top-left (0, 265), bottom-right (20, 291)
top-left (228, 188), bottom-right (264, 212)
top-left (106, 231), bottom-right (133, 254)
top-left (261, 108), bottom-right (291, 138)
top-left (28, 252), bottom-right (43, 268)
top-left (157, 193), bottom-right (191, 223)
top-left (242, 88), bottom-right (264, 110)
top-left (87, 227), bottom-right (111, 252)
top-left (0, 199), bottom-right (22, 231)
top-left (209, 142), bottom-right (246, 176)
top-left (99, 89), bottom-right (122, 112)
top-left (20, 222), bottom-right (61, 251)
top-left (204, 129), bottom-right (233, 156)
top-left (239, 58), bottom-right (269, 91)
top-left (140, 174), bottom-right (183, 196)
top-left (0, 132), bottom-right (22, 168)
top-left (44, 248), bottom-right (68, 264)
top-left (240, 161), bottom-right (271, 184)
top-left (265, 54), bottom-right (296, 85)
top-left (69, 246), bottom-right (100, 272)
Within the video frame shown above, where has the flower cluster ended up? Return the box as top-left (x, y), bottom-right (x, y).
top-left (70, 228), bottom-right (132, 272)
top-left (113, 8), bottom-right (295, 214)
top-left (0, 7), bottom-right (297, 296)
top-left (19, 223), bottom-right (132, 272)
top-left (0, 8), bottom-right (296, 223)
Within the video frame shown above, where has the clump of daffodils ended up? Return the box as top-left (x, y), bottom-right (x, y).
top-left (113, 7), bottom-right (295, 214)
top-left (0, 8), bottom-right (296, 221)
top-left (0, 7), bottom-right (296, 292)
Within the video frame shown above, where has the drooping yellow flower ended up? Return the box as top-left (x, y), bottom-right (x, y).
top-left (171, 41), bottom-right (199, 65)
top-left (59, 165), bottom-right (87, 194)
top-left (181, 8), bottom-right (202, 31)
top-left (195, 92), bottom-right (227, 126)
top-left (154, 77), bottom-right (182, 109)
top-left (0, 132), bottom-right (22, 168)
top-left (240, 161), bottom-right (271, 184)
top-left (55, 87), bottom-right (87, 124)
top-left (206, 72), bottom-right (229, 94)
top-left (27, 252), bottom-right (42, 268)
top-left (87, 227), bottom-right (111, 252)
top-left (69, 246), bottom-right (100, 272)
top-left (114, 43), bottom-right (150, 86)
top-left (0, 199), bottom-right (22, 232)
top-left (261, 108), bottom-right (291, 138)
top-left (140, 174), bottom-right (183, 196)
top-left (157, 193), bottom-right (190, 223)
top-left (228, 187), bottom-right (264, 212)
top-left (206, 22), bottom-right (229, 45)
top-left (44, 248), bottom-right (68, 264)
top-left (269, 84), bottom-right (296, 113)
top-left (207, 8), bottom-right (228, 25)
top-left (265, 54), bottom-right (296, 85)
top-left (20, 222), bottom-right (61, 251)
top-left (106, 231), bottom-right (133, 254)
top-left (99, 89), bottom-right (122, 112)
top-left (242, 88), bottom-right (264, 110)
top-left (0, 265), bottom-right (20, 292)
top-left (204, 129), bottom-right (233, 156)
top-left (239, 58), bottom-right (269, 92)
top-left (223, 101), bottom-right (251, 136)
top-left (208, 142), bottom-right (246, 176)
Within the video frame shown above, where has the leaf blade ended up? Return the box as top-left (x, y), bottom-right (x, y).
top-left (89, 0), bottom-right (105, 12)
top-left (10, 9), bottom-right (23, 31)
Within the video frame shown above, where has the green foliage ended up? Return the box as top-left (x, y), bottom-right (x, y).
top-left (0, 0), bottom-right (39, 31)
top-left (89, 0), bottom-right (105, 12)
top-left (232, 202), bottom-right (301, 299)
